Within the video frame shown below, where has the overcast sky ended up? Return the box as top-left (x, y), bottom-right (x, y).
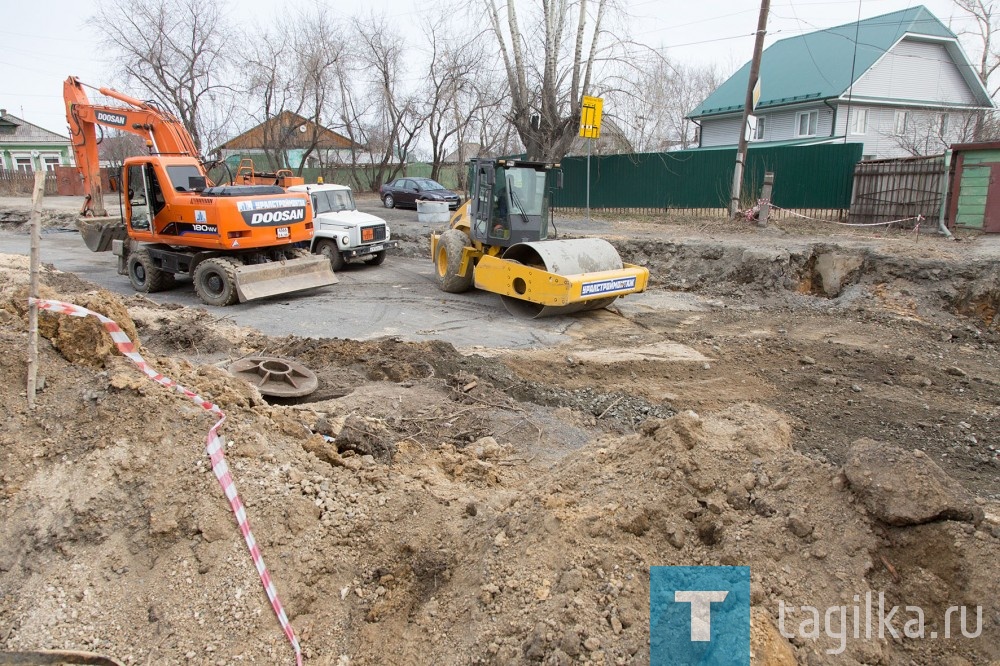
top-left (1, 0), bottom-right (979, 138)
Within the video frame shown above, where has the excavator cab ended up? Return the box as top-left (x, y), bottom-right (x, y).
top-left (467, 159), bottom-right (559, 248)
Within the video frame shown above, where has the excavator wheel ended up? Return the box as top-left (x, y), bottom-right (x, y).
top-left (434, 229), bottom-right (473, 293)
top-left (127, 250), bottom-right (175, 293)
top-left (315, 239), bottom-right (346, 271)
top-left (193, 257), bottom-right (240, 306)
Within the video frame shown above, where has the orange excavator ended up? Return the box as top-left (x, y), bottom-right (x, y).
top-left (63, 76), bottom-right (336, 305)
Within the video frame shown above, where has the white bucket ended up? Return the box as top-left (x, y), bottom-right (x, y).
top-left (416, 200), bottom-right (451, 224)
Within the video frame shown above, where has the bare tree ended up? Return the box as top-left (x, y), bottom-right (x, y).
top-left (293, 10), bottom-right (346, 173)
top-left (483, 0), bottom-right (618, 161)
top-left (91, 0), bottom-right (232, 152)
top-left (238, 9), bottom-right (346, 174)
top-left (884, 110), bottom-right (978, 156)
top-left (419, 19), bottom-right (491, 182)
top-left (242, 27), bottom-right (298, 170)
top-left (350, 15), bottom-right (426, 191)
top-left (97, 128), bottom-right (148, 168)
top-left (608, 54), bottom-right (721, 151)
top-left (329, 55), bottom-right (375, 191)
top-left (955, 0), bottom-right (1000, 96)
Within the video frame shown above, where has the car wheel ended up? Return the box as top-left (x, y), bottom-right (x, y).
top-left (434, 229), bottom-right (473, 293)
top-left (364, 251), bottom-right (386, 266)
top-left (383, 194), bottom-right (395, 209)
top-left (315, 239), bottom-right (346, 271)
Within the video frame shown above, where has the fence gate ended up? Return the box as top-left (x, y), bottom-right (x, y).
top-left (849, 155), bottom-right (945, 226)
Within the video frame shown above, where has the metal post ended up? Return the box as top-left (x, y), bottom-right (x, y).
top-left (27, 170), bottom-right (46, 409)
top-left (586, 138), bottom-right (592, 224)
top-left (937, 150), bottom-right (954, 239)
top-left (758, 172), bottom-right (774, 227)
top-left (730, 0), bottom-right (771, 218)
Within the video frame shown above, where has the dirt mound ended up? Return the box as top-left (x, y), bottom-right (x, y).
top-left (127, 298), bottom-right (237, 356)
top-left (606, 235), bottom-right (1000, 333)
top-left (0, 246), bottom-right (1000, 666)
top-left (0, 208), bottom-right (83, 231)
top-left (1, 257), bottom-right (998, 665)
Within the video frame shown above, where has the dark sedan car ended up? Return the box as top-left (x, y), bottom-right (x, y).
top-left (379, 177), bottom-right (462, 210)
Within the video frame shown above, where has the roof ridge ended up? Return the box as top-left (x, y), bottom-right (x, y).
top-left (0, 112), bottom-right (70, 140)
top-left (686, 5), bottom-right (987, 121)
top-left (769, 5), bottom-right (945, 47)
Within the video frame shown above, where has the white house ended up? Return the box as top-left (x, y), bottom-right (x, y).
top-left (687, 6), bottom-right (994, 159)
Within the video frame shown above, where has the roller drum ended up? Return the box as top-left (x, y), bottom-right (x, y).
top-left (500, 238), bottom-right (624, 318)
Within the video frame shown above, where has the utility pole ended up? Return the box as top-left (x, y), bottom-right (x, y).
top-left (729, 0), bottom-right (770, 217)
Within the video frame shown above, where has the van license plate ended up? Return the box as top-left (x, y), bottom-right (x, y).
top-left (276, 227), bottom-right (290, 238)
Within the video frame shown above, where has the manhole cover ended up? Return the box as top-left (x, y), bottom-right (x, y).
top-left (227, 356), bottom-right (319, 398)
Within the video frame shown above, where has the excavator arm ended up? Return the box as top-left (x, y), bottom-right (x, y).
top-left (63, 76), bottom-right (200, 216)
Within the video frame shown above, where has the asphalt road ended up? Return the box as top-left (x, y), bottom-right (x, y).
top-left (0, 228), bottom-right (594, 349)
top-left (1, 194), bottom-right (693, 350)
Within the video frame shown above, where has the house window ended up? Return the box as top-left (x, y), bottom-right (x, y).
top-left (796, 110), bottom-right (818, 137)
top-left (893, 111), bottom-right (908, 135)
top-left (850, 109), bottom-right (868, 135)
top-left (939, 113), bottom-right (950, 136)
top-left (753, 116), bottom-right (766, 141)
top-left (44, 157), bottom-right (60, 172)
top-left (15, 157), bottom-right (32, 172)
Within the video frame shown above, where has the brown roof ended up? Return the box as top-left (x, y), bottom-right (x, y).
top-left (217, 111), bottom-right (357, 151)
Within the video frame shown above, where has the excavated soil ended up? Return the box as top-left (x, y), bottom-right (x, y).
top-left (1, 224), bottom-right (999, 666)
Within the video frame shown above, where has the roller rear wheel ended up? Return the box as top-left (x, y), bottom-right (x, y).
top-left (434, 229), bottom-right (473, 293)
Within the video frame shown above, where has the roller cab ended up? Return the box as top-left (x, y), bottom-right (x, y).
top-left (431, 158), bottom-right (649, 317)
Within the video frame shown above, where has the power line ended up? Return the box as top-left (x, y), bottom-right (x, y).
top-left (651, 33), bottom-right (759, 51)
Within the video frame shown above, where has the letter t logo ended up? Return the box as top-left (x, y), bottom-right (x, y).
top-left (675, 591), bottom-right (729, 641)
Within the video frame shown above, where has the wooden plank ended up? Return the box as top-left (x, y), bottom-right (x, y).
top-left (956, 213), bottom-right (985, 227)
top-left (961, 150), bottom-right (1000, 164)
top-left (27, 171), bottom-right (46, 410)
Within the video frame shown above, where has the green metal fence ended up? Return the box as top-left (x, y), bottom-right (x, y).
top-left (550, 143), bottom-right (864, 210)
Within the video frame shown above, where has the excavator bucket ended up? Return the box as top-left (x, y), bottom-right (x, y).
top-left (77, 217), bottom-right (127, 252)
top-left (233, 254), bottom-right (338, 302)
top-left (473, 238), bottom-right (649, 318)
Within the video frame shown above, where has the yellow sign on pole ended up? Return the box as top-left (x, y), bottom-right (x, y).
top-left (579, 96), bottom-right (603, 139)
top-left (752, 78), bottom-right (761, 111)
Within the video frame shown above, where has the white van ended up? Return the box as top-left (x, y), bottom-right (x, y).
top-left (288, 183), bottom-right (399, 270)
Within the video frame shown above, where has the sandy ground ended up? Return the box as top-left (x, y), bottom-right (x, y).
top-left (0, 196), bottom-right (999, 665)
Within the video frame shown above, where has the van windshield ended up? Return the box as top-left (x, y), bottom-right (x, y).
top-left (312, 189), bottom-right (356, 214)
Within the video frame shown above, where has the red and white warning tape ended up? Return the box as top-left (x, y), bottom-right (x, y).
top-left (29, 298), bottom-right (302, 666)
top-left (769, 204), bottom-right (925, 228)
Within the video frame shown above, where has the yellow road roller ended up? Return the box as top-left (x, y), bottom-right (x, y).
top-left (430, 158), bottom-right (649, 317)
